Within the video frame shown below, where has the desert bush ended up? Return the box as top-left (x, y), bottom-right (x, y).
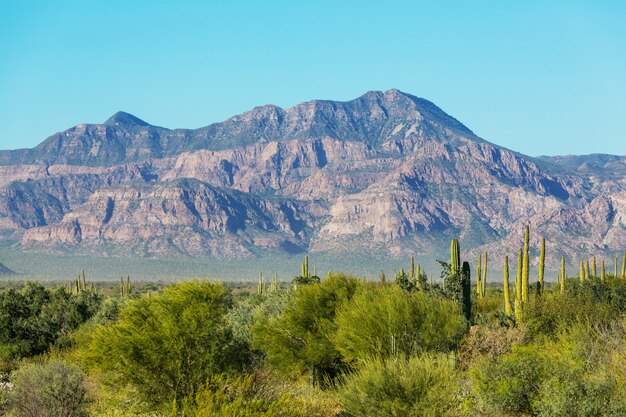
top-left (80, 280), bottom-right (249, 410)
top-left (523, 291), bottom-right (614, 339)
top-left (457, 324), bottom-right (526, 369)
top-left (252, 273), bottom-right (361, 385)
top-left (8, 360), bottom-right (89, 417)
top-left (0, 283), bottom-right (101, 368)
top-left (333, 285), bottom-right (467, 365)
top-left (470, 346), bottom-right (545, 414)
top-left (339, 354), bottom-right (460, 417)
top-left (186, 372), bottom-right (339, 417)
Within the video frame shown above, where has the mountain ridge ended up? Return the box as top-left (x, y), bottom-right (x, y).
top-left (0, 89), bottom-right (624, 265)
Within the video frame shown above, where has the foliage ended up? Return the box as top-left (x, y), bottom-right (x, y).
top-left (470, 345), bottom-right (545, 414)
top-left (79, 280), bottom-right (248, 410)
top-left (333, 285), bottom-right (467, 364)
top-left (185, 372), bottom-right (339, 417)
top-left (339, 354), bottom-right (460, 417)
top-left (252, 273), bottom-right (360, 384)
top-left (8, 360), bottom-right (89, 417)
top-left (0, 283), bottom-right (101, 368)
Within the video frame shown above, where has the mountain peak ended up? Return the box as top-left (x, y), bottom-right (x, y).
top-left (104, 111), bottom-right (150, 127)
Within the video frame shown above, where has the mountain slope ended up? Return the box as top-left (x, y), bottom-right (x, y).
top-left (0, 89), bottom-right (624, 265)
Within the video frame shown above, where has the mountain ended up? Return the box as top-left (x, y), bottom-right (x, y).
top-left (0, 262), bottom-right (16, 276)
top-left (0, 89), bottom-right (624, 267)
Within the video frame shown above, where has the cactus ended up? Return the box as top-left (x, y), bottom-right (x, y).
top-left (615, 256), bottom-right (618, 278)
top-left (503, 255), bottom-right (512, 315)
top-left (601, 260), bottom-right (606, 282)
top-left (538, 238), bottom-right (545, 294)
top-left (450, 239), bottom-right (460, 277)
top-left (580, 261), bottom-right (584, 286)
top-left (410, 256), bottom-right (416, 286)
top-left (592, 256), bottom-right (597, 279)
top-left (622, 252), bottom-right (626, 279)
top-left (461, 261), bottom-right (472, 321)
top-left (515, 248), bottom-right (523, 323)
top-left (476, 254), bottom-right (482, 298)
top-left (522, 225), bottom-right (530, 304)
top-left (586, 260), bottom-right (590, 281)
top-left (482, 252), bottom-right (488, 297)
top-left (560, 256), bottom-right (565, 293)
top-left (257, 272), bottom-right (263, 295)
top-left (81, 269), bottom-right (86, 290)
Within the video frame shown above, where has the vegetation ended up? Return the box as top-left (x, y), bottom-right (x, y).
top-left (0, 233), bottom-right (624, 416)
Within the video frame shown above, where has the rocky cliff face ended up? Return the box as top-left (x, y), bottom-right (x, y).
top-left (1, 89), bottom-right (624, 265)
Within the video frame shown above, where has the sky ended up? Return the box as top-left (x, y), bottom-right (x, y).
top-left (1, 1), bottom-right (625, 156)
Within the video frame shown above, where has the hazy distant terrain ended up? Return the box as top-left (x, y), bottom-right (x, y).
top-left (0, 89), bottom-right (624, 277)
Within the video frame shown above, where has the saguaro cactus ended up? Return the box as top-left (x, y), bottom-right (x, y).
top-left (560, 256), bottom-right (565, 293)
top-left (515, 248), bottom-right (523, 323)
top-left (257, 272), bottom-right (264, 295)
top-left (522, 226), bottom-right (530, 304)
top-left (482, 252), bottom-right (488, 297)
top-left (586, 260), bottom-right (590, 281)
top-left (461, 261), bottom-right (472, 321)
top-left (601, 260), bottom-right (606, 282)
top-left (410, 256), bottom-right (416, 285)
top-left (593, 256), bottom-right (597, 279)
top-left (622, 252), bottom-right (626, 279)
top-left (580, 261), bottom-right (584, 286)
top-left (477, 254), bottom-right (482, 298)
top-left (538, 238), bottom-right (545, 294)
top-left (503, 255), bottom-right (512, 315)
top-left (450, 239), bottom-right (460, 277)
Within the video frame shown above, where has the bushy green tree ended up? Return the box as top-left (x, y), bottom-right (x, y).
top-left (252, 273), bottom-right (360, 385)
top-left (80, 280), bottom-right (247, 410)
top-left (0, 283), bottom-right (101, 366)
top-left (339, 354), bottom-right (460, 417)
top-left (333, 285), bottom-right (467, 365)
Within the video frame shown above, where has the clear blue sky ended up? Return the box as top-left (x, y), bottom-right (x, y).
top-left (1, 1), bottom-right (625, 156)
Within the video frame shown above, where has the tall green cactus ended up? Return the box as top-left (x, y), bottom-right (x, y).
top-left (560, 256), bottom-right (565, 293)
top-left (482, 252), bottom-right (488, 297)
top-left (522, 225), bottom-right (530, 304)
top-left (592, 256), bottom-right (597, 279)
top-left (586, 260), bottom-right (590, 281)
top-left (622, 252), bottom-right (626, 279)
top-left (257, 272), bottom-right (264, 295)
top-left (515, 248), bottom-right (523, 323)
top-left (601, 260), bottom-right (606, 282)
top-left (580, 261), bottom-right (584, 286)
top-left (410, 256), bottom-right (416, 285)
top-left (538, 238), bottom-right (545, 294)
top-left (461, 261), bottom-right (472, 321)
top-left (503, 255), bottom-right (512, 315)
top-left (450, 239), bottom-right (460, 277)
top-left (614, 256), bottom-right (618, 278)
top-left (477, 254), bottom-right (482, 298)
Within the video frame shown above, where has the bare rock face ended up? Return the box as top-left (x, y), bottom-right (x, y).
top-left (1, 89), bottom-right (624, 262)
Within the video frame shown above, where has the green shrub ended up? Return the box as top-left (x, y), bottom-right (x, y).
top-left (339, 354), bottom-right (460, 417)
top-left (0, 283), bottom-right (101, 368)
top-left (252, 273), bottom-right (361, 385)
top-left (470, 346), bottom-right (545, 414)
top-left (535, 367), bottom-right (626, 417)
top-left (8, 360), bottom-right (89, 417)
top-left (333, 285), bottom-right (467, 365)
top-left (187, 372), bottom-right (339, 417)
top-left (80, 280), bottom-right (248, 410)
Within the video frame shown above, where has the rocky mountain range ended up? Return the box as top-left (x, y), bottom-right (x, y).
top-left (0, 89), bottom-right (624, 268)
